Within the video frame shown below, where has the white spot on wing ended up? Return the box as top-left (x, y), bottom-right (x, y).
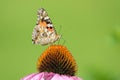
top-left (47, 24), bottom-right (53, 27)
top-left (44, 16), bottom-right (49, 20)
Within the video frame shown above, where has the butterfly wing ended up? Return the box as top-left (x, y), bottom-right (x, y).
top-left (32, 8), bottom-right (61, 45)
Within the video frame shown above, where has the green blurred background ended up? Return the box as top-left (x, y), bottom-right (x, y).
top-left (0, 0), bottom-right (120, 80)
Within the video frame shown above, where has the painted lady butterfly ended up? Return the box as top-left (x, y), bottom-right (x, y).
top-left (32, 8), bottom-right (61, 45)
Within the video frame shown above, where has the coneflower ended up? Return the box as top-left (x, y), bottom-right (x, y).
top-left (21, 45), bottom-right (82, 80)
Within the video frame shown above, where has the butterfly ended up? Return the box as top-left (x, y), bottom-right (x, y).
top-left (32, 8), bottom-right (61, 45)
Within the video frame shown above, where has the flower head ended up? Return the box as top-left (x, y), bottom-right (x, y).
top-left (37, 45), bottom-right (77, 76)
top-left (21, 45), bottom-right (82, 80)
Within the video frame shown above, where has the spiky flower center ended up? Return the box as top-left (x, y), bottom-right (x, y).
top-left (37, 45), bottom-right (77, 76)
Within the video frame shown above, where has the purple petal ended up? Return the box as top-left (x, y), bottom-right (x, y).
top-left (44, 72), bottom-right (55, 80)
top-left (21, 72), bottom-right (82, 80)
top-left (21, 73), bottom-right (37, 80)
top-left (52, 74), bottom-right (82, 80)
top-left (51, 74), bottom-right (63, 80)
top-left (29, 72), bottom-right (44, 80)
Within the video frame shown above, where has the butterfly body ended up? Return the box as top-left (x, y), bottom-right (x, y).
top-left (32, 8), bottom-right (61, 45)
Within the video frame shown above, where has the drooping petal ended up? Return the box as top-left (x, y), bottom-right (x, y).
top-left (51, 74), bottom-right (82, 80)
top-left (21, 72), bottom-right (82, 80)
top-left (21, 73), bottom-right (37, 80)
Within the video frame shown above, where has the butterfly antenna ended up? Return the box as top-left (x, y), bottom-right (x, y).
top-left (57, 35), bottom-right (66, 45)
top-left (61, 36), bottom-right (66, 45)
top-left (57, 35), bottom-right (62, 45)
top-left (57, 25), bottom-right (66, 45)
top-left (40, 0), bottom-right (43, 8)
top-left (58, 25), bottom-right (62, 34)
top-left (57, 25), bottom-right (62, 45)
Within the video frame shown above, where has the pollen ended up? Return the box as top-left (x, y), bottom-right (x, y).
top-left (37, 45), bottom-right (77, 76)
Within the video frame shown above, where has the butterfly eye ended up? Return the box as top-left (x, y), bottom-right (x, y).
top-left (50, 27), bottom-right (52, 29)
top-left (46, 27), bottom-right (49, 29)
